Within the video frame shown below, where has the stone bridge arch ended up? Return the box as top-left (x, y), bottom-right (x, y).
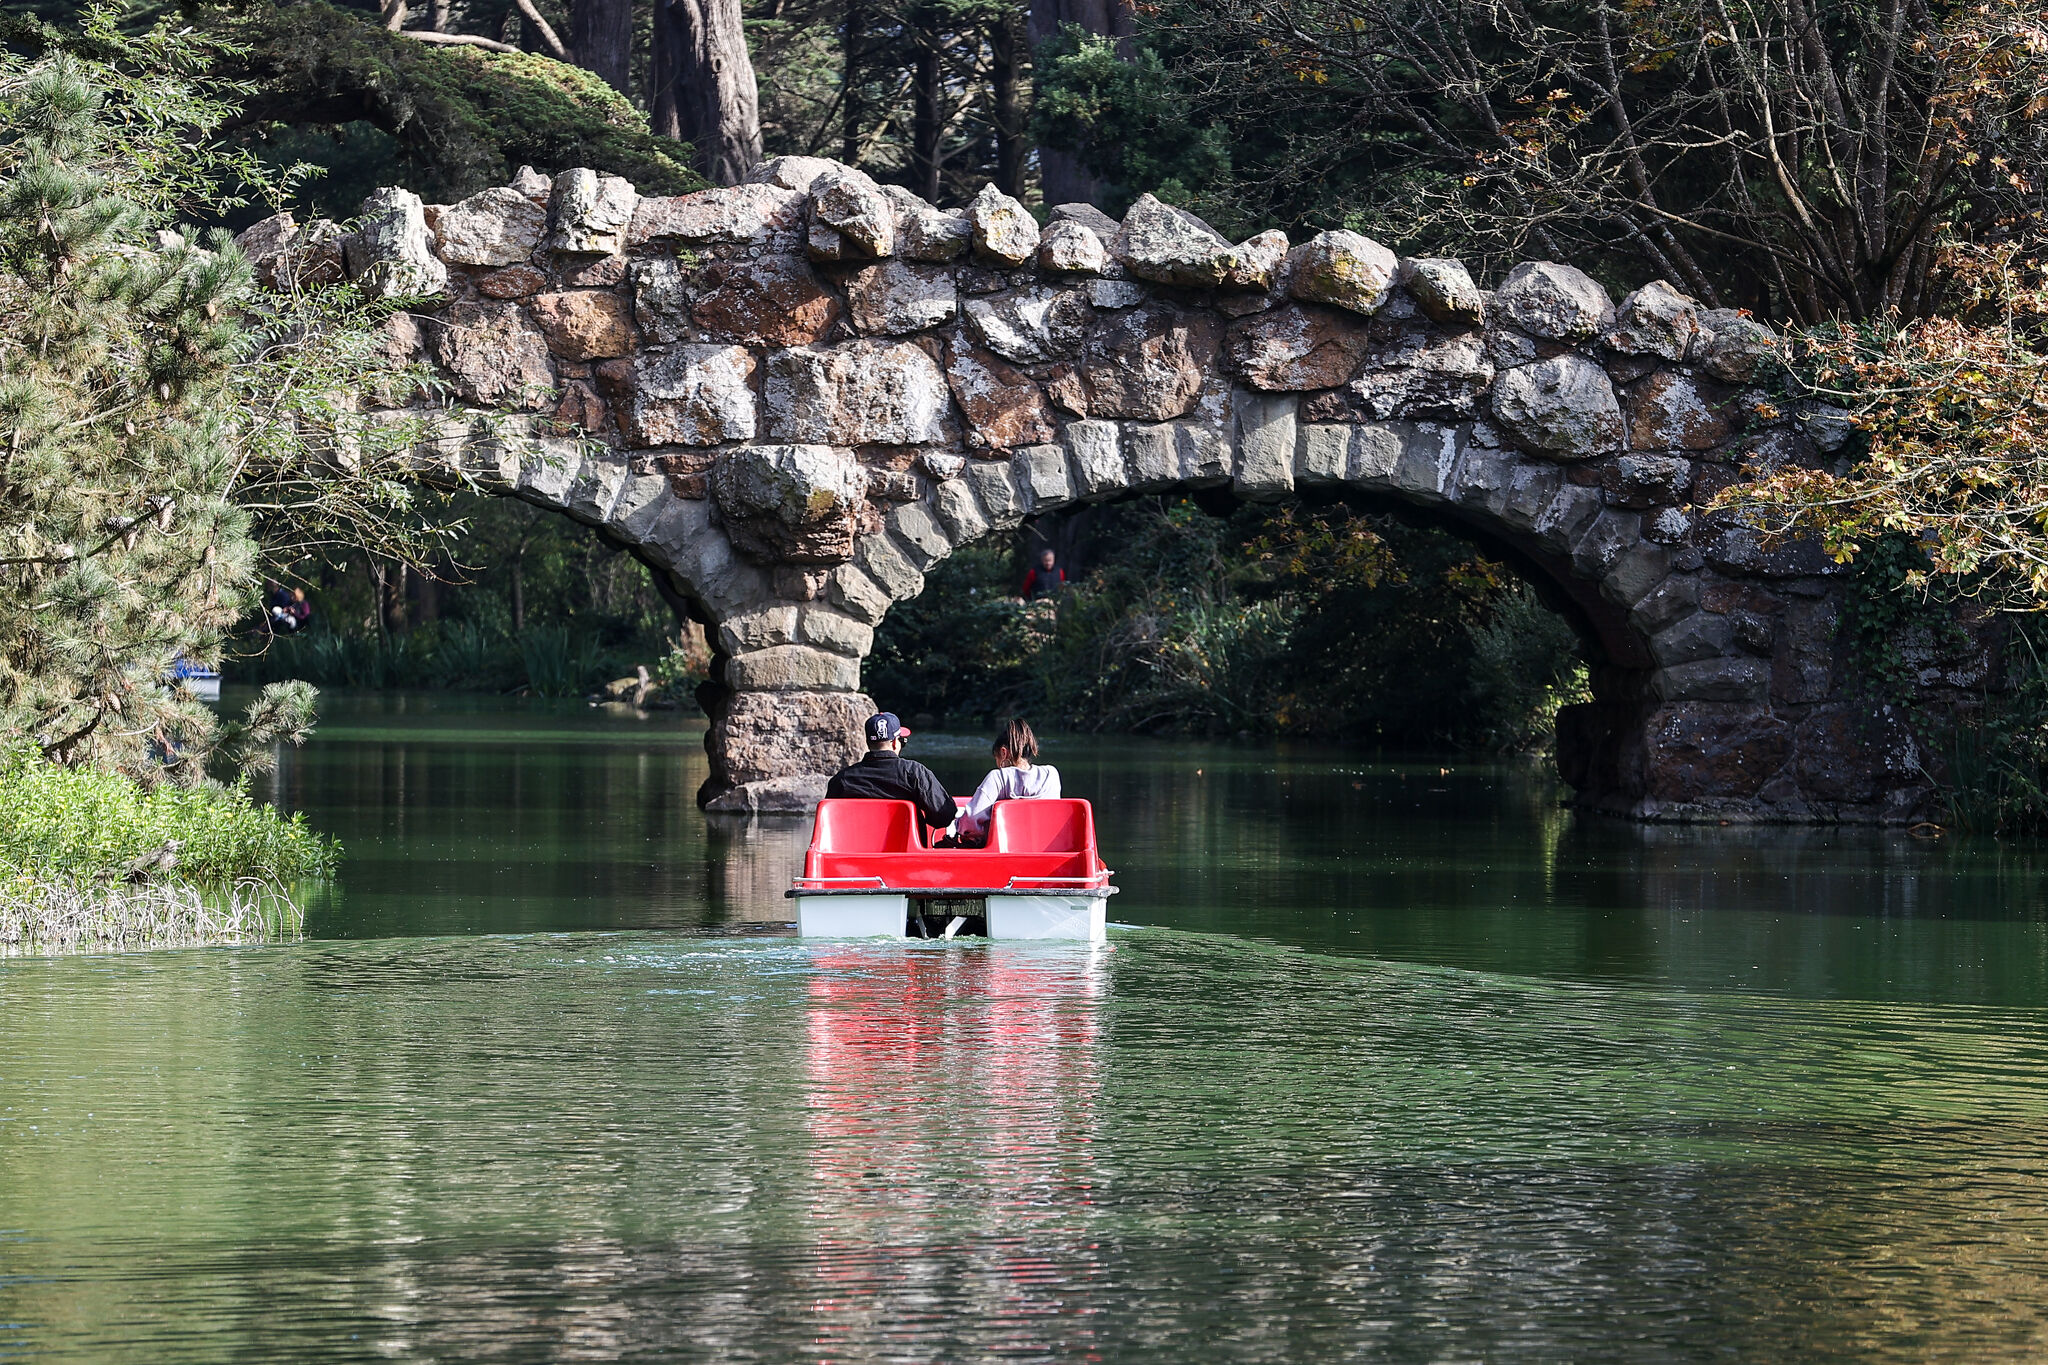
top-left (243, 157), bottom-right (1928, 823)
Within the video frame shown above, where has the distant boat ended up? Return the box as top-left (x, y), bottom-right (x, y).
top-left (169, 657), bottom-right (221, 702)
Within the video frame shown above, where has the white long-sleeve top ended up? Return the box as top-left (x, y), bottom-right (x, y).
top-left (959, 763), bottom-right (1061, 838)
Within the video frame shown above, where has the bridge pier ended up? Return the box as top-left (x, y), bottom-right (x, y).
top-left (260, 155), bottom-right (1975, 823)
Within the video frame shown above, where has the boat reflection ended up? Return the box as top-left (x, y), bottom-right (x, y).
top-left (799, 942), bottom-right (1109, 1346)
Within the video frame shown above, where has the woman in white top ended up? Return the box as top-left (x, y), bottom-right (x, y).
top-left (956, 718), bottom-right (1060, 845)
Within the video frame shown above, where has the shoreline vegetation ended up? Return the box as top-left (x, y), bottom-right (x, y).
top-left (0, 748), bottom-right (334, 956)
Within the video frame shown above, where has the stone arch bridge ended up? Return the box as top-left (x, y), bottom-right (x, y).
top-left (240, 157), bottom-right (1940, 823)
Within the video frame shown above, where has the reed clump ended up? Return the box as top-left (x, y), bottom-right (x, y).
top-left (0, 876), bottom-right (304, 956)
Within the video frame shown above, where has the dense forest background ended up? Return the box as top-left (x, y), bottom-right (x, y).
top-left (10, 0), bottom-right (2033, 754)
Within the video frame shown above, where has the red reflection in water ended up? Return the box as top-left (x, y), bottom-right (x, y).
top-left (801, 944), bottom-right (1107, 1357)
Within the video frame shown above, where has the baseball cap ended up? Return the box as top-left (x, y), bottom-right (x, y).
top-left (865, 712), bottom-right (912, 743)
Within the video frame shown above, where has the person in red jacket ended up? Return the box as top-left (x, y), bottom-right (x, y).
top-left (1020, 547), bottom-right (1065, 600)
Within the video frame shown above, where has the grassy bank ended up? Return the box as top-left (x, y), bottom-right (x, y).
top-left (0, 748), bottom-right (334, 955)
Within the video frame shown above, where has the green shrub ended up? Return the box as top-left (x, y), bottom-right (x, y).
top-left (0, 745), bottom-right (335, 890)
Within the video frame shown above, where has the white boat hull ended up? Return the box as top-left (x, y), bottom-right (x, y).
top-left (796, 894), bottom-right (909, 938)
top-left (793, 892), bottom-right (1108, 941)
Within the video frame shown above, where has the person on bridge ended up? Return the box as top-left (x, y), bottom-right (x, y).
top-left (953, 719), bottom-right (1061, 847)
top-left (826, 712), bottom-right (956, 832)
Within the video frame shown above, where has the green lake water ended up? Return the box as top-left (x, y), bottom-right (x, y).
top-left (7, 692), bottom-right (2048, 1361)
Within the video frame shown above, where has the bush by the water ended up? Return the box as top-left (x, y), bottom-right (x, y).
top-left (0, 746), bottom-right (335, 890)
top-left (868, 498), bottom-right (1588, 750)
top-left (0, 746), bottom-right (333, 953)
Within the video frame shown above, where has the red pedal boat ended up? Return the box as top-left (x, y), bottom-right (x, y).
top-left (789, 797), bottom-right (1115, 939)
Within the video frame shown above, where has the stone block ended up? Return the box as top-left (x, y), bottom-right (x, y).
top-left (765, 341), bottom-right (950, 445)
top-left (1227, 304), bottom-right (1373, 391)
top-left (1626, 371), bottom-right (1734, 451)
top-left (1046, 303), bottom-right (1219, 422)
top-left (725, 644), bottom-right (860, 692)
top-left (435, 186), bottom-right (545, 267)
top-left (608, 471), bottom-right (674, 542)
top-left (1113, 193), bottom-right (1234, 287)
top-left (1284, 425), bottom-right (1338, 486)
top-left (1177, 424), bottom-right (1233, 483)
top-left (1531, 482), bottom-right (1604, 552)
top-left (1492, 354), bottom-right (1624, 458)
top-left (548, 169), bottom-right (636, 255)
top-left (1607, 281), bottom-right (1698, 360)
top-left (1067, 420), bottom-right (1127, 497)
top-left (964, 287), bottom-right (1090, 365)
top-left (1498, 462), bottom-right (1563, 529)
top-left (529, 290), bottom-right (635, 361)
top-left (1389, 424), bottom-right (1460, 502)
top-left (1651, 612), bottom-right (1737, 666)
top-left (704, 775), bottom-right (832, 814)
top-left (718, 606), bottom-right (801, 654)
top-left (1571, 509), bottom-right (1641, 577)
top-left (623, 345), bottom-right (756, 446)
top-left (1121, 424), bottom-right (1179, 489)
top-left (563, 452), bottom-right (630, 524)
top-left (627, 183), bottom-right (806, 248)
top-left (714, 444), bottom-right (865, 563)
top-left (1343, 422), bottom-right (1401, 484)
top-left (1652, 658), bottom-right (1771, 703)
top-left (1629, 573), bottom-right (1700, 634)
top-left (808, 167), bottom-right (896, 257)
top-left (346, 187), bottom-right (448, 297)
top-left (797, 607), bottom-right (875, 657)
top-left (709, 689), bottom-right (871, 787)
top-left (434, 301), bottom-right (553, 407)
top-left (933, 478), bottom-right (990, 543)
top-left (966, 458), bottom-right (1025, 526)
top-left (945, 343), bottom-right (1056, 449)
top-left (1287, 230), bottom-right (1397, 315)
top-left (514, 437), bottom-right (584, 505)
top-left (1233, 389), bottom-right (1297, 499)
top-left (844, 259), bottom-right (958, 335)
top-left (887, 500), bottom-right (952, 569)
top-left (1600, 541), bottom-right (1671, 607)
top-left (688, 255), bottom-right (843, 346)
top-left (1494, 261), bottom-right (1612, 341)
top-left (829, 563), bottom-right (894, 624)
top-left (967, 182), bottom-right (1040, 265)
top-left (1013, 444), bottom-right (1075, 510)
top-left (856, 530), bottom-right (925, 600)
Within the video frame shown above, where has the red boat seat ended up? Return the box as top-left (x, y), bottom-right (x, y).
top-left (990, 799), bottom-right (1094, 854)
top-left (811, 799), bottom-right (920, 853)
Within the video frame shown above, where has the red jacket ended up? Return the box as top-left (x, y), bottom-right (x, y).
top-left (1021, 566), bottom-right (1066, 598)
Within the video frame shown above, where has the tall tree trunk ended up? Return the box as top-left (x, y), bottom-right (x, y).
top-left (990, 4), bottom-right (1028, 198)
top-left (909, 6), bottom-right (943, 201)
top-left (1028, 0), bottom-right (1132, 206)
top-left (571, 0), bottom-right (633, 93)
top-left (841, 0), bottom-right (866, 164)
top-left (426, 0), bottom-right (450, 30)
top-left (651, 0), bottom-right (763, 185)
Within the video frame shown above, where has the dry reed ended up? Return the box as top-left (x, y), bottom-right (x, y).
top-left (0, 878), bottom-right (305, 956)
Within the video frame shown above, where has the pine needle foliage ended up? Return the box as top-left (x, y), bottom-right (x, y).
top-left (1, 14), bottom-right (453, 782)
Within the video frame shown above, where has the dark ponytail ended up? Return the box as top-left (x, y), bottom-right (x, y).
top-left (993, 718), bottom-right (1038, 762)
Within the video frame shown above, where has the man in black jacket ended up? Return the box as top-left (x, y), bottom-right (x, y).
top-left (825, 712), bottom-right (956, 831)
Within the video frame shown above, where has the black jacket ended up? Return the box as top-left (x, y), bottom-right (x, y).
top-left (825, 750), bottom-right (955, 827)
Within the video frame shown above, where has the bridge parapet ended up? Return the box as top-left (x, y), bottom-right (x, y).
top-left (240, 156), bottom-right (1962, 823)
